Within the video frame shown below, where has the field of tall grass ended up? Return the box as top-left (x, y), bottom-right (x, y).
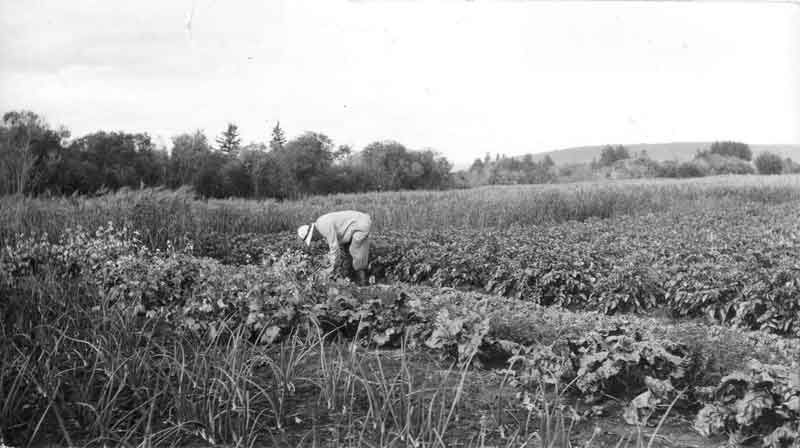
top-left (2, 174), bottom-right (800, 248)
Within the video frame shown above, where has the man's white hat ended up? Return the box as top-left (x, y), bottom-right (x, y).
top-left (297, 224), bottom-right (314, 246)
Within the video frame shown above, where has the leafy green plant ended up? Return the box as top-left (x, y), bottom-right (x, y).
top-left (694, 359), bottom-right (800, 446)
top-left (425, 308), bottom-right (491, 364)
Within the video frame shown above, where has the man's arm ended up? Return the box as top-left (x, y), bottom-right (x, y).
top-left (317, 219), bottom-right (340, 273)
top-left (325, 245), bottom-right (339, 273)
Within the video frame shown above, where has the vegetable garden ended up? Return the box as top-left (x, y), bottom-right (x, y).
top-left (1, 177), bottom-right (799, 447)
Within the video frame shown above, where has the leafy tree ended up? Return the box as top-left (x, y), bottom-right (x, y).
top-left (414, 149), bottom-right (452, 189)
top-left (193, 152), bottom-right (228, 198)
top-left (598, 145), bottom-right (630, 167)
top-left (693, 153), bottom-right (754, 175)
top-left (676, 160), bottom-right (707, 178)
top-left (783, 158), bottom-right (800, 174)
top-left (479, 154), bottom-right (554, 185)
top-left (754, 152), bottom-right (783, 175)
top-left (66, 131), bottom-right (158, 191)
top-left (251, 152), bottom-right (297, 199)
top-left (469, 158), bottom-right (485, 173)
top-left (349, 141), bottom-right (452, 191)
top-left (334, 144), bottom-right (352, 163)
top-left (51, 156), bottom-right (102, 195)
top-left (708, 141), bottom-right (751, 161)
top-left (146, 148), bottom-right (170, 187)
top-left (278, 131), bottom-right (335, 194)
top-left (215, 123), bottom-right (241, 155)
top-left (522, 154), bottom-right (534, 167)
top-left (359, 141), bottom-right (412, 190)
top-left (136, 144), bottom-right (169, 187)
top-left (654, 160), bottom-right (680, 178)
top-left (310, 165), bottom-right (373, 195)
top-left (0, 111), bottom-right (67, 195)
top-left (0, 111), bottom-right (41, 194)
top-left (168, 131), bottom-right (212, 188)
top-left (220, 158), bottom-right (252, 197)
top-left (238, 143), bottom-right (267, 175)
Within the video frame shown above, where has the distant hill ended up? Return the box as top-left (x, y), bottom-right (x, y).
top-left (529, 142), bottom-right (800, 165)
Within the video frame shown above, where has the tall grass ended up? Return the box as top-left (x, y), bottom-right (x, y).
top-left (2, 262), bottom-right (691, 447)
top-left (0, 277), bottom-right (516, 446)
top-left (2, 174), bottom-right (800, 248)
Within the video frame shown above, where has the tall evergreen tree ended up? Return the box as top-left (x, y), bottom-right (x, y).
top-left (269, 121), bottom-right (286, 152)
top-left (215, 123), bottom-right (241, 155)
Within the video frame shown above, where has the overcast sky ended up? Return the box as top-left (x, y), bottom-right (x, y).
top-left (1, 0), bottom-right (798, 166)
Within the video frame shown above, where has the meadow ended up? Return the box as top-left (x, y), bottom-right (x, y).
top-left (1, 175), bottom-right (799, 447)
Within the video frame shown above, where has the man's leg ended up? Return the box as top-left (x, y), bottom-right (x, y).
top-left (335, 243), bottom-right (354, 279)
top-left (349, 231), bottom-right (370, 286)
top-left (355, 270), bottom-right (367, 286)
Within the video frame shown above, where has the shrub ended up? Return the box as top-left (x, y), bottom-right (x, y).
top-left (755, 152), bottom-right (784, 175)
top-left (654, 160), bottom-right (680, 178)
top-left (695, 153), bottom-right (755, 175)
top-left (783, 158), bottom-right (800, 174)
top-left (708, 141), bottom-right (752, 161)
top-left (598, 145), bottom-right (630, 167)
top-left (608, 158), bottom-right (660, 179)
top-left (676, 160), bottom-right (707, 178)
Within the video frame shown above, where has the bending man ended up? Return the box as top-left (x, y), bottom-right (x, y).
top-left (297, 210), bottom-right (372, 286)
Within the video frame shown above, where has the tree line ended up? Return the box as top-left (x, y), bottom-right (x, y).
top-left (464, 141), bottom-right (800, 186)
top-left (2, 110), bottom-right (797, 198)
top-left (592, 141), bottom-right (800, 178)
top-left (0, 110), bottom-right (453, 198)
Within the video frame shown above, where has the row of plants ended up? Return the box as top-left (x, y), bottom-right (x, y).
top-left (2, 226), bottom-right (798, 446)
top-left (373, 202), bottom-right (800, 336)
top-left (189, 201), bottom-right (800, 338)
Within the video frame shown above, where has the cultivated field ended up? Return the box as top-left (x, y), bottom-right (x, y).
top-left (2, 175), bottom-right (799, 447)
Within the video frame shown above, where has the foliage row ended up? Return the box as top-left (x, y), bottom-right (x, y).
top-left (2, 227), bottom-right (798, 446)
top-left (186, 202), bottom-right (800, 338)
